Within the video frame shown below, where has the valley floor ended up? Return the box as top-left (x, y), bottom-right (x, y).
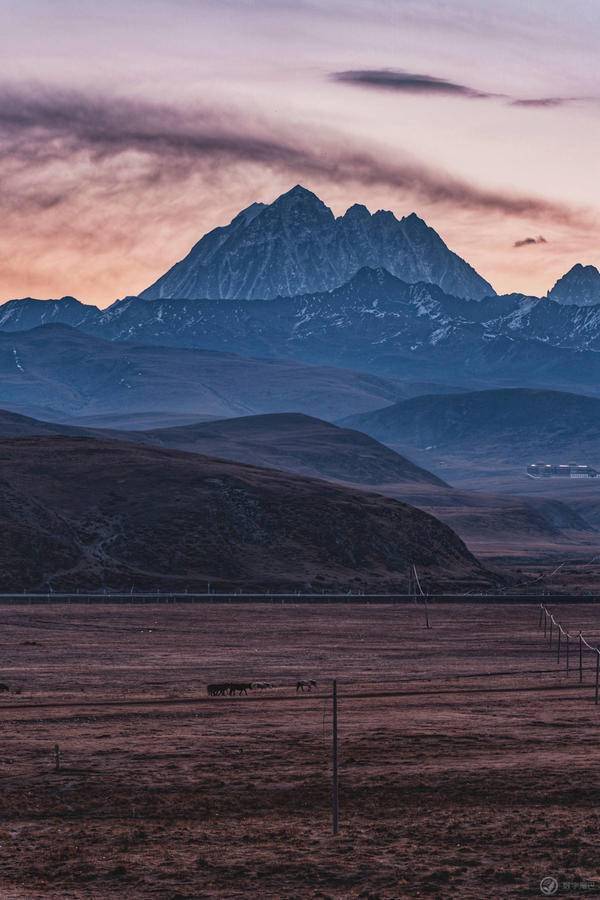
top-left (1, 602), bottom-right (600, 898)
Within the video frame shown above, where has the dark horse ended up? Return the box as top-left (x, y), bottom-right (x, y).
top-left (228, 683), bottom-right (252, 695)
top-left (207, 682), bottom-right (252, 696)
top-left (296, 679), bottom-right (317, 692)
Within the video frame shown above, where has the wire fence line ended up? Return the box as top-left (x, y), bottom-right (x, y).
top-left (539, 603), bottom-right (600, 703)
top-left (0, 590), bottom-right (597, 605)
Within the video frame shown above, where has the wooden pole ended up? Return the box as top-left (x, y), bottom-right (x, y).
top-left (579, 633), bottom-right (583, 684)
top-left (424, 595), bottom-right (430, 630)
top-left (538, 605), bottom-right (543, 628)
top-left (544, 614), bottom-right (547, 638)
top-left (549, 619), bottom-right (553, 647)
top-left (332, 679), bottom-right (339, 835)
top-left (566, 634), bottom-right (570, 673)
top-left (557, 628), bottom-right (561, 663)
top-left (595, 652), bottom-right (599, 705)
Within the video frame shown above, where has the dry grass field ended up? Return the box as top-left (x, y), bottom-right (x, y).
top-left (1, 602), bottom-right (600, 898)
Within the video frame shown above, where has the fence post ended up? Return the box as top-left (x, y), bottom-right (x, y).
top-left (595, 652), bottom-right (599, 705)
top-left (332, 679), bottom-right (339, 835)
top-left (557, 629), bottom-right (561, 663)
top-left (544, 613), bottom-right (547, 638)
top-left (579, 633), bottom-right (583, 684)
top-left (538, 605), bottom-right (543, 628)
top-left (549, 619), bottom-right (553, 647)
top-left (566, 634), bottom-right (570, 673)
top-left (424, 596), bottom-right (430, 630)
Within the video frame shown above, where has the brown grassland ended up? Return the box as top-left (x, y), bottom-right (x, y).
top-left (1, 602), bottom-right (599, 898)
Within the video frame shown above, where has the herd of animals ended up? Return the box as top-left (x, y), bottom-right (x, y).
top-left (0, 681), bottom-right (318, 696)
top-left (207, 679), bottom-right (318, 696)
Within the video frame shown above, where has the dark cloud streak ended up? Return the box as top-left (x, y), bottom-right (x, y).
top-left (510, 98), bottom-right (572, 108)
top-left (514, 235), bottom-right (548, 247)
top-left (332, 69), bottom-right (494, 99)
top-left (332, 68), bottom-right (587, 109)
top-left (0, 84), bottom-right (583, 223)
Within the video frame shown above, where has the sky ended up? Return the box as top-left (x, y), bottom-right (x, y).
top-left (1, 0), bottom-right (599, 305)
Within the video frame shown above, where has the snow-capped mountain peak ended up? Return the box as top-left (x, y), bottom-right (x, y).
top-left (140, 185), bottom-right (496, 301)
top-left (548, 263), bottom-right (600, 306)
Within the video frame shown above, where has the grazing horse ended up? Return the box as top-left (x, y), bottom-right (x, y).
top-left (207, 683), bottom-right (230, 696)
top-left (228, 683), bottom-right (252, 695)
top-left (296, 679), bottom-right (317, 692)
top-left (207, 682), bottom-right (254, 696)
top-left (251, 681), bottom-right (272, 690)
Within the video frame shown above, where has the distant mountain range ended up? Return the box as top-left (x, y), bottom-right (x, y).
top-left (1, 188), bottom-right (600, 401)
top-left (10, 187), bottom-right (600, 314)
top-left (140, 185), bottom-right (496, 301)
top-left (0, 435), bottom-right (486, 591)
top-left (341, 388), bottom-right (600, 463)
top-left (8, 266), bottom-right (600, 393)
top-left (0, 324), bottom-right (401, 421)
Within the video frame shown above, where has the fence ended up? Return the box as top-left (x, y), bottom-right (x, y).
top-left (0, 591), bottom-right (594, 605)
top-left (539, 603), bottom-right (600, 703)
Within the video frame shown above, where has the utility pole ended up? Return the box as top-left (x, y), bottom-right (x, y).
top-left (332, 679), bottom-right (339, 835)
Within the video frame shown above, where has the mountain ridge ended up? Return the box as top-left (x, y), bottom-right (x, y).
top-left (0, 323), bottom-right (401, 421)
top-left (138, 411), bottom-right (447, 487)
top-left (340, 388), bottom-right (600, 462)
top-left (0, 407), bottom-right (446, 488)
top-left (6, 266), bottom-right (600, 394)
top-left (548, 263), bottom-right (600, 306)
top-left (140, 185), bottom-right (496, 301)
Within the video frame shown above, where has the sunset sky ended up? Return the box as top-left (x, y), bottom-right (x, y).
top-left (1, 0), bottom-right (600, 305)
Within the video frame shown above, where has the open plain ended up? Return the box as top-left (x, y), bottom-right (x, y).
top-left (1, 602), bottom-right (600, 898)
